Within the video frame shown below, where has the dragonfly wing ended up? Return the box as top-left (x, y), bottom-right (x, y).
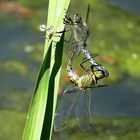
top-left (75, 89), bottom-right (92, 131)
top-left (54, 86), bottom-right (79, 132)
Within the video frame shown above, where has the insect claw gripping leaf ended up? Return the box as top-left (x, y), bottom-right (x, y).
top-left (63, 9), bottom-right (73, 25)
top-left (63, 16), bottom-right (73, 24)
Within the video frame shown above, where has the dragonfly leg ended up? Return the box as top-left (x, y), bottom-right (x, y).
top-left (56, 28), bottom-right (73, 43)
top-left (63, 16), bottom-right (73, 24)
top-left (80, 59), bottom-right (91, 73)
top-left (80, 53), bottom-right (99, 73)
top-left (42, 28), bottom-right (72, 43)
top-left (80, 62), bottom-right (90, 73)
top-left (63, 9), bottom-right (73, 25)
top-left (56, 28), bottom-right (72, 34)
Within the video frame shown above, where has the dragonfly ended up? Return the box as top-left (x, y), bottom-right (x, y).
top-left (39, 6), bottom-right (109, 77)
top-left (63, 4), bottom-right (109, 77)
top-left (54, 43), bottom-right (108, 131)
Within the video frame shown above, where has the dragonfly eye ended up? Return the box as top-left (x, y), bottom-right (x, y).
top-left (73, 14), bottom-right (82, 23)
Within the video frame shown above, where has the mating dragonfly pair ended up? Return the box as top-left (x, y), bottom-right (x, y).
top-left (41, 4), bottom-right (109, 131)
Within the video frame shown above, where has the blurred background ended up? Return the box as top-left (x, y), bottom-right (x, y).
top-left (0, 0), bottom-right (140, 140)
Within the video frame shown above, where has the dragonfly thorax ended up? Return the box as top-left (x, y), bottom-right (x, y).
top-left (76, 73), bottom-right (97, 90)
top-left (73, 24), bottom-right (89, 44)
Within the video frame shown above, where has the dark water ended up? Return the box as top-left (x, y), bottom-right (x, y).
top-left (92, 79), bottom-right (140, 117)
top-left (103, 0), bottom-right (140, 15)
top-left (0, 21), bottom-right (42, 110)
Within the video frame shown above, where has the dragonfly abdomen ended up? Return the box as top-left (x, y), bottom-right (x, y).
top-left (67, 65), bottom-right (79, 85)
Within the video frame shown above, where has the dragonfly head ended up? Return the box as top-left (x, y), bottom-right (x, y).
top-left (95, 71), bottom-right (104, 80)
top-left (91, 67), bottom-right (105, 80)
top-left (73, 14), bottom-right (82, 24)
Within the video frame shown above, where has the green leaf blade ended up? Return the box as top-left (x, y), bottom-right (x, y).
top-left (22, 0), bottom-right (70, 140)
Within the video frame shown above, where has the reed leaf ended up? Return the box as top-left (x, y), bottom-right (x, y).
top-left (22, 0), bottom-right (70, 140)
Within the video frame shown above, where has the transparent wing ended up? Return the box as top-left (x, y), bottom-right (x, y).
top-left (75, 89), bottom-right (92, 131)
top-left (54, 85), bottom-right (79, 132)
